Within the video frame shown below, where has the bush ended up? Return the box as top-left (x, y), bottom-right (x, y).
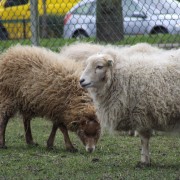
top-left (39, 15), bottom-right (64, 38)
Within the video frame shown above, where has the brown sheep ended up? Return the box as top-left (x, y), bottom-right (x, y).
top-left (0, 45), bottom-right (100, 153)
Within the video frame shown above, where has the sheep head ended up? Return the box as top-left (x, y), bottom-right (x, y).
top-left (79, 53), bottom-right (114, 89)
top-left (69, 116), bottom-right (101, 153)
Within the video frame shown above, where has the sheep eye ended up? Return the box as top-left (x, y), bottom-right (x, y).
top-left (96, 65), bottom-right (103, 69)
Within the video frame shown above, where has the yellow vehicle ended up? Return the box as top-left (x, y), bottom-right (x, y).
top-left (0, 0), bottom-right (80, 39)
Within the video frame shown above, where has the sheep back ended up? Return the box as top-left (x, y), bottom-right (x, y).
top-left (0, 45), bottom-right (90, 126)
top-left (59, 42), bottom-right (104, 63)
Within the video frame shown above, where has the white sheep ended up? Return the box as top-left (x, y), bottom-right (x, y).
top-left (60, 42), bottom-right (164, 138)
top-left (79, 45), bottom-right (180, 165)
top-left (59, 42), bottom-right (105, 63)
top-left (59, 42), bottom-right (161, 61)
top-left (59, 42), bottom-right (164, 67)
top-left (0, 45), bottom-right (101, 153)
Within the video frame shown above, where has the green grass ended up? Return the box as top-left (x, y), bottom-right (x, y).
top-left (1, 118), bottom-right (180, 180)
top-left (0, 33), bottom-right (180, 52)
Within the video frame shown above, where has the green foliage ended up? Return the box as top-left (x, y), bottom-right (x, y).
top-left (0, 118), bottom-right (180, 180)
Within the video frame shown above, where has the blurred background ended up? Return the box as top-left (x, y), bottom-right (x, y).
top-left (0, 0), bottom-right (180, 51)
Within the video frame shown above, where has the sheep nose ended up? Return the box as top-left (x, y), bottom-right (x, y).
top-left (87, 147), bottom-right (94, 153)
top-left (79, 79), bottom-right (85, 85)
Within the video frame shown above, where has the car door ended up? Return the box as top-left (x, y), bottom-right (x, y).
top-left (123, 0), bottom-right (148, 35)
top-left (72, 1), bottom-right (96, 37)
top-left (0, 0), bottom-right (30, 39)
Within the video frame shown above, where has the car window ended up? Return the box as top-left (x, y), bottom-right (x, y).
top-left (122, 0), bottom-right (143, 17)
top-left (5, 0), bottom-right (28, 8)
top-left (73, 3), bottom-right (93, 15)
top-left (139, 0), bottom-right (180, 14)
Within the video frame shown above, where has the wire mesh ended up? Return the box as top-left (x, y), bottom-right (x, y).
top-left (0, 0), bottom-right (180, 51)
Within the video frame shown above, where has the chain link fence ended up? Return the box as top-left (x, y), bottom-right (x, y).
top-left (0, 0), bottom-right (180, 51)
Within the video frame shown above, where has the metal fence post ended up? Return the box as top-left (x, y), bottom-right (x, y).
top-left (30, 0), bottom-right (39, 46)
top-left (42, 0), bottom-right (48, 38)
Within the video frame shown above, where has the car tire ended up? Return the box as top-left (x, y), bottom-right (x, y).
top-left (151, 27), bottom-right (168, 34)
top-left (0, 26), bottom-right (8, 40)
top-left (73, 30), bottom-right (88, 39)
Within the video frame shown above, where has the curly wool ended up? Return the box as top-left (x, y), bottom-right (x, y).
top-left (88, 47), bottom-right (180, 133)
top-left (59, 42), bottom-right (105, 63)
top-left (0, 45), bottom-right (94, 128)
top-left (59, 42), bottom-right (164, 64)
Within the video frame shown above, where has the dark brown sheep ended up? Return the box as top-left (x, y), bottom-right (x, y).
top-left (0, 45), bottom-right (100, 152)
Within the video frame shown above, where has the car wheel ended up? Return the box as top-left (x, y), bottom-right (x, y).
top-left (151, 27), bottom-right (168, 34)
top-left (73, 30), bottom-right (88, 39)
top-left (0, 26), bottom-right (8, 40)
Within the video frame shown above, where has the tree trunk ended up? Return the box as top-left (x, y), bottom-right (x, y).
top-left (96, 0), bottom-right (124, 43)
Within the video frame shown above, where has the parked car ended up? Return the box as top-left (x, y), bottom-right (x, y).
top-left (0, 0), bottom-right (80, 39)
top-left (63, 0), bottom-right (180, 39)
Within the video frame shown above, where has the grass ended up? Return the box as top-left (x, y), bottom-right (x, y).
top-left (0, 117), bottom-right (180, 180)
top-left (0, 33), bottom-right (180, 52)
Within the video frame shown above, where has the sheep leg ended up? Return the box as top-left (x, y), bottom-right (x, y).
top-left (0, 97), bottom-right (17, 148)
top-left (47, 123), bottom-right (58, 149)
top-left (0, 115), bottom-right (9, 149)
top-left (59, 123), bottom-right (78, 152)
top-left (138, 129), bottom-right (152, 166)
top-left (23, 116), bottom-right (38, 146)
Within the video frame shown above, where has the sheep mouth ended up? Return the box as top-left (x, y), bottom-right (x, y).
top-left (81, 82), bottom-right (92, 88)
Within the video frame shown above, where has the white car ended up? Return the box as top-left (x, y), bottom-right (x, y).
top-left (63, 0), bottom-right (180, 38)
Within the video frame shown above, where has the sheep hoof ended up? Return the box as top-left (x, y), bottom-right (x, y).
top-left (47, 146), bottom-right (55, 150)
top-left (67, 147), bottom-right (78, 153)
top-left (0, 145), bottom-right (7, 149)
top-left (135, 161), bottom-right (151, 168)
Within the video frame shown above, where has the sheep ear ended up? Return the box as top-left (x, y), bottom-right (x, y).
top-left (107, 60), bottom-right (113, 67)
top-left (69, 121), bottom-right (80, 131)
